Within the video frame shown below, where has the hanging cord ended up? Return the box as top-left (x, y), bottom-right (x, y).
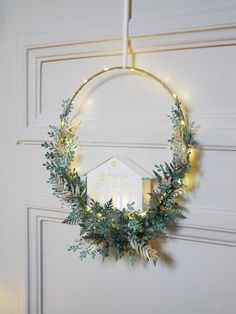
top-left (122, 0), bottom-right (131, 68)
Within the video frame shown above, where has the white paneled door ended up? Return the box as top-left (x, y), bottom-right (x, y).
top-left (1, 1), bottom-right (236, 313)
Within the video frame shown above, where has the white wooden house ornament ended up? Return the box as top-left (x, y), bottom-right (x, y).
top-left (86, 157), bottom-right (153, 211)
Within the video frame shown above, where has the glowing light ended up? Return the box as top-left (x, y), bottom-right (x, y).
top-left (104, 67), bottom-right (109, 71)
top-left (60, 119), bottom-right (65, 127)
top-left (130, 68), bottom-right (135, 72)
top-left (189, 147), bottom-right (197, 163)
top-left (86, 206), bottom-right (92, 212)
top-left (97, 213), bottom-right (102, 218)
top-left (83, 79), bottom-right (88, 84)
top-left (173, 93), bottom-right (177, 99)
top-left (139, 211), bottom-right (147, 217)
top-left (128, 212), bottom-right (135, 218)
top-left (183, 146), bottom-right (199, 192)
top-left (69, 125), bottom-right (78, 132)
top-left (181, 120), bottom-right (185, 126)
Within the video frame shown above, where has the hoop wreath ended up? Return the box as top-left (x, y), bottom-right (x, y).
top-left (42, 67), bottom-right (196, 265)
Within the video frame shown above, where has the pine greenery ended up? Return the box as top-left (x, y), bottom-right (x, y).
top-left (42, 98), bottom-right (196, 265)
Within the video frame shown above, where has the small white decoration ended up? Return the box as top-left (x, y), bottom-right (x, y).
top-left (86, 157), bottom-right (153, 211)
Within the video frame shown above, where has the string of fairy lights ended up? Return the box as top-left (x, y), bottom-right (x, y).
top-left (42, 0), bottom-right (197, 264)
top-left (42, 66), bottom-right (197, 263)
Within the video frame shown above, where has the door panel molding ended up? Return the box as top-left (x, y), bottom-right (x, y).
top-left (17, 25), bottom-right (236, 150)
top-left (25, 203), bottom-right (236, 313)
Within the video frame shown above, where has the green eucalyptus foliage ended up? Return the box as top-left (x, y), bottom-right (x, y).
top-left (42, 98), bottom-right (196, 265)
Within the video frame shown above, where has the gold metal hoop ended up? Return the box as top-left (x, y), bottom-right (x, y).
top-left (70, 66), bottom-right (177, 103)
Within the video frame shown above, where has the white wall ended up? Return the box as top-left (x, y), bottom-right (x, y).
top-left (1, 0), bottom-right (236, 313)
